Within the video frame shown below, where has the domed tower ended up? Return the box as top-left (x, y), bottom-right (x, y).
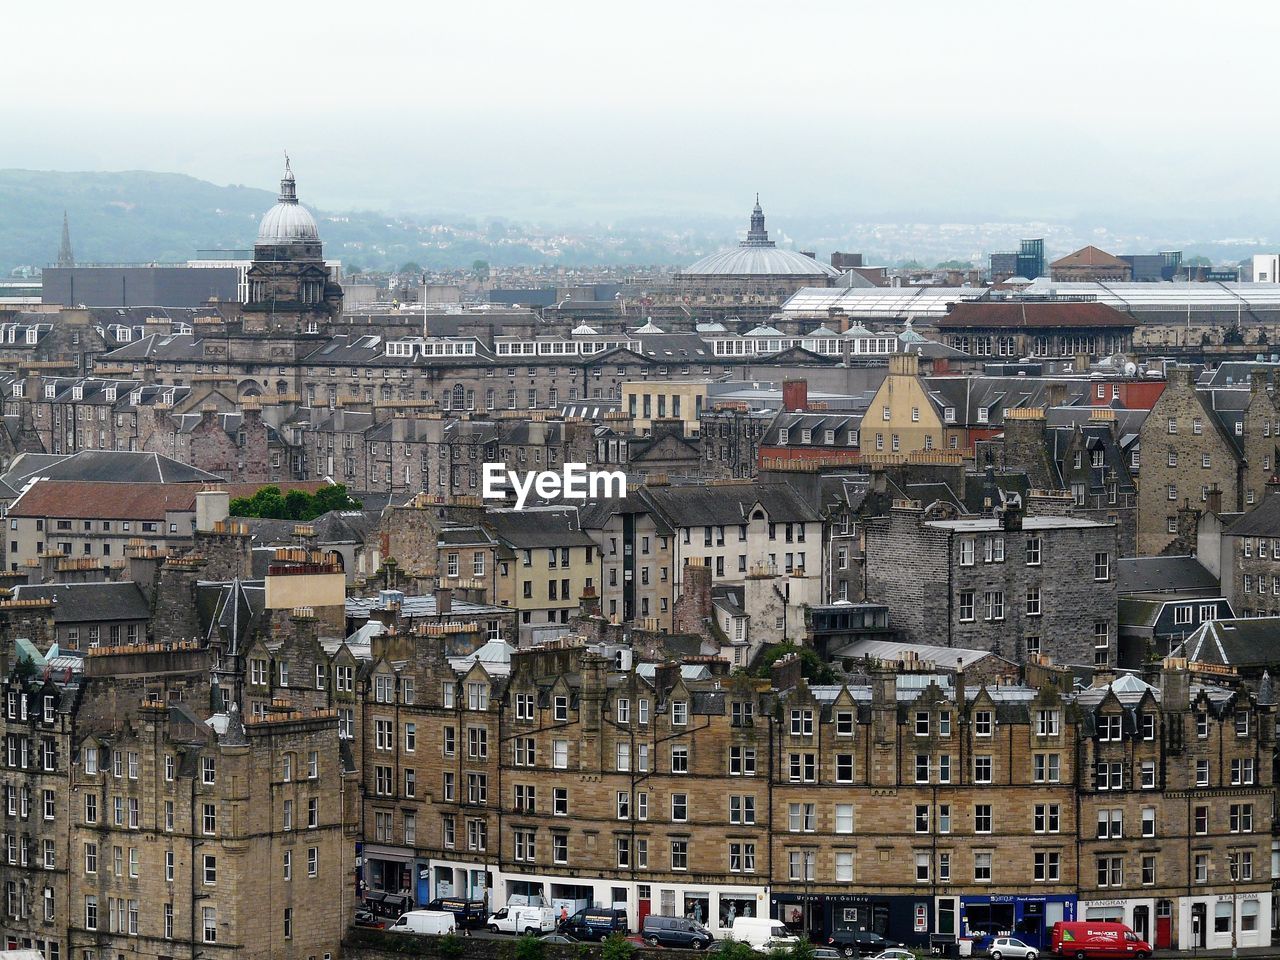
top-left (243, 158), bottom-right (342, 334)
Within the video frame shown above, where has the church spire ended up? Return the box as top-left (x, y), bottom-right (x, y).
top-left (58, 210), bottom-right (74, 267)
top-left (743, 195), bottom-right (772, 247)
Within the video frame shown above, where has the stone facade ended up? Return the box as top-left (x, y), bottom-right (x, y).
top-left (1136, 367), bottom-right (1243, 554)
top-left (345, 642), bottom-right (1273, 951)
top-left (865, 503), bottom-right (1119, 666)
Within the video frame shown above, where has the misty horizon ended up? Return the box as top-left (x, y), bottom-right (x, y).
top-left (4, 1), bottom-right (1278, 235)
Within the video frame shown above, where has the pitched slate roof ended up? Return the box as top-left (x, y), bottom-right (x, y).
top-left (484, 507), bottom-right (595, 548)
top-left (13, 581), bottom-right (151, 622)
top-left (4, 450), bottom-right (221, 485)
top-left (1178, 617), bottom-right (1280, 669)
top-left (1223, 490), bottom-right (1280, 538)
top-left (641, 481), bottom-right (823, 526)
top-left (1117, 555), bottom-right (1219, 593)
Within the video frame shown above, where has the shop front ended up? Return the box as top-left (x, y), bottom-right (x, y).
top-left (429, 858), bottom-right (492, 906)
top-left (1078, 897), bottom-right (1168, 948)
top-left (959, 895), bottom-right (1075, 950)
top-left (1178, 893), bottom-right (1272, 951)
top-left (487, 873), bottom-right (766, 938)
top-left (772, 893), bottom-right (932, 946)
top-left (361, 843), bottom-right (415, 920)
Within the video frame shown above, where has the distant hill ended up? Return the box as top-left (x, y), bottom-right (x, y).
top-left (0, 170), bottom-right (281, 270)
top-left (0, 169), bottom-right (694, 274)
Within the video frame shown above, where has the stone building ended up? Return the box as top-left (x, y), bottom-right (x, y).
top-left (340, 634), bottom-right (1273, 953)
top-left (1218, 481), bottom-right (1280, 617)
top-left (242, 160), bottom-right (343, 336)
top-left (864, 500), bottom-right (1119, 666)
top-left (0, 639), bottom-right (354, 960)
top-left (1136, 367), bottom-right (1246, 555)
top-left (673, 200), bottom-right (842, 298)
top-left (988, 407), bottom-right (1139, 556)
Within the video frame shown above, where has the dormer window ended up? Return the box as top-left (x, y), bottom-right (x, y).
top-left (944, 407), bottom-right (956, 423)
top-left (671, 700), bottom-right (688, 725)
top-left (976, 407), bottom-right (989, 423)
top-left (72, 386), bottom-right (83, 401)
top-left (44, 384), bottom-right (55, 399)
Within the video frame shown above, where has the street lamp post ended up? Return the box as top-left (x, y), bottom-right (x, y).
top-left (1229, 852), bottom-right (1238, 960)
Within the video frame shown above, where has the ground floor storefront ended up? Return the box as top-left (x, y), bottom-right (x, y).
top-left (1177, 893), bottom-right (1271, 951)
top-left (358, 845), bottom-right (494, 915)
top-left (1078, 897), bottom-right (1171, 949)
top-left (490, 871), bottom-right (768, 937)
top-left (959, 894), bottom-right (1077, 950)
top-left (771, 892), bottom-right (934, 947)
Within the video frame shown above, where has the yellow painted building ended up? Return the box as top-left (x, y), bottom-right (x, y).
top-left (863, 353), bottom-right (960, 454)
top-left (623, 380), bottom-right (710, 437)
top-left (487, 506), bottom-right (601, 643)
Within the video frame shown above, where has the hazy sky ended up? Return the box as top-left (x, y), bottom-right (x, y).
top-left (6, 0), bottom-right (1278, 227)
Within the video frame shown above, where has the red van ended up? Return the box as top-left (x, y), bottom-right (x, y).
top-left (1051, 922), bottom-right (1152, 959)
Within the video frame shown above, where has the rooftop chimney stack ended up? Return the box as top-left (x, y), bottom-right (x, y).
top-left (782, 379), bottom-right (808, 412)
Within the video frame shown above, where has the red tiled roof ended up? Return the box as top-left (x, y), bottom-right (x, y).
top-left (8, 479), bottom-right (332, 520)
top-left (9, 481), bottom-right (204, 520)
top-left (935, 301), bottom-right (1135, 329)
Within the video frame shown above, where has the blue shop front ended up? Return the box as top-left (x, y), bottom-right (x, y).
top-left (959, 895), bottom-right (1076, 950)
top-left (772, 893), bottom-right (933, 947)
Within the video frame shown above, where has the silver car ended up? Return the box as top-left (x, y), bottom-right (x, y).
top-left (988, 938), bottom-right (1038, 960)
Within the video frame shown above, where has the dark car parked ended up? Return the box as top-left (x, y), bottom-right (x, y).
top-left (427, 898), bottom-right (489, 930)
top-left (560, 908), bottom-right (629, 942)
top-left (643, 915), bottom-right (715, 950)
top-left (829, 931), bottom-right (905, 958)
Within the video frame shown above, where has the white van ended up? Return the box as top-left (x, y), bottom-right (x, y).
top-left (731, 916), bottom-right (801, 951)
top-left (488, 904), bottom-right (556, 935)
top-left (389, 910), bottom-right (457, 936)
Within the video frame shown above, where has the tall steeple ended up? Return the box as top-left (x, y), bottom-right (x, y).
top-left (743, 195), bottom-right (772, 247)
top-left (58, 210), bottom-right (74, 267)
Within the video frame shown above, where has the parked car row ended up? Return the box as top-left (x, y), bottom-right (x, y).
top-left (370, 901), bottom-right (997, 960)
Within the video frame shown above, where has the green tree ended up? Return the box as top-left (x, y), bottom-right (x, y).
top-left (515, 934), bottom-right (546, 960)
top-left (313, 483), bottom-right (360, 514)
top-left (13, 654), bottom-right (37, 682)
top-left (715, 941), bottom-right (760, 960)
top-left (601, 933), bottom-right (635, 960)
top-left (437, 932), bottom-right (465, 960)
top-left (228, 484), bottom-right (360, 521)
top-left (398, 261), bottom-right (423, 274)
top-left (345, 263), bottom-right (362, 276)
top-left (284, 489), bottom-right (312, 520)
top-left (756, 642), bottom-right (836, 684)
top-left (472, 259), bottom-right (490, 281)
